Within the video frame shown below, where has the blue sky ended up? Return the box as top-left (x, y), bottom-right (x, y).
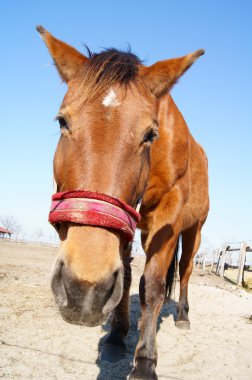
top-left (0, 1), bottom-right (251, 251)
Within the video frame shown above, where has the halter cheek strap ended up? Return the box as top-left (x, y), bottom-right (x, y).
top-left (48, 190), bottom-right (141, 242)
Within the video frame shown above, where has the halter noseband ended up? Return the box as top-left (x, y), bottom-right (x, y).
top-left (49, 190), bottom-right (141, 241)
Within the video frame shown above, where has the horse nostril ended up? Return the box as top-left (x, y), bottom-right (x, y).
top-left (106, 270), bottom-right (120, 298)
top-left (51, 259), bottom-right (67, 307)
top-left (102, 266), bottom-right (124, 315)
top-left (54, 223), bottom-right (61, 233)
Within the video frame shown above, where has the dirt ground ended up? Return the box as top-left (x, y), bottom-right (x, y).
top-left (1, 241), bottom-right (252, 380)
top-left (224, 268), bottom-right (252, 291)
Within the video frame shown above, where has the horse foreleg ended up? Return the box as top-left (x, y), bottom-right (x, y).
top-left (101, 251), bottom-right (132, 362)
top-left (130, 235), bottom-right (178, 380)
top-left (176, 222), bottom-right (201, 329)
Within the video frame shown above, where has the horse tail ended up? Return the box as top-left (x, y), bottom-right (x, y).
top-left (166, 236), bottom-right (180, 300)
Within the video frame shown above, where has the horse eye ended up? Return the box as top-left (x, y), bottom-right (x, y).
top-left (143, 129), bottom-right (159, 144)
top-left (58, 116), bottom-right (68, 130)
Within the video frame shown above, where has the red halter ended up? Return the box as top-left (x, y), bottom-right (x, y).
top-left (49, 190), bottom-right (141, 241)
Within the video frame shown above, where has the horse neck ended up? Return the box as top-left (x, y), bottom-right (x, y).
top-left (145, 94), bottom-right (190, 203)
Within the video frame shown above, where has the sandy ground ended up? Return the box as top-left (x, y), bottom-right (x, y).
top-left (0, 241), bottom-right (252, 380)
top-left (224, 268), bottom-right (252, 291)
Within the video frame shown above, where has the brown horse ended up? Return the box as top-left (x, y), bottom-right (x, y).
top-left (37, 26), bottom-right (209, 379)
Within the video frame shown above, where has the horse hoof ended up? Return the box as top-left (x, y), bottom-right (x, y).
top-left (129, 360), bottom-right (158, 380)
top-left (175, 320), bottom-right (190, 330)
top-left (129, 369), bottom-right (158, 380)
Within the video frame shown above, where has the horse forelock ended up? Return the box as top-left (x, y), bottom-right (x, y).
top-left (77, 48), bottom-right (143, 103)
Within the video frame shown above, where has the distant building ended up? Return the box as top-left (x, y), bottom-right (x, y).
top-left (0, 227), bottom-right (12, 239)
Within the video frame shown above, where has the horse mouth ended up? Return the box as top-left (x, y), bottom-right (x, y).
top-left (59, 305), bottom-right (108, 327)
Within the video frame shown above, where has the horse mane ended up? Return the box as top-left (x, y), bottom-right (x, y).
top-left (79, 48), bottom-right (142, 103)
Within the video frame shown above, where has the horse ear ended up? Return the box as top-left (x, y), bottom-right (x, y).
top-left (140, 49), bottom-right (205, 98)
top-left (36, 25), bottom-right (88, 83)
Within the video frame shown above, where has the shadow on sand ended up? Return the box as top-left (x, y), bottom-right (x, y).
top-left (95, 294), bottom-right (177, 380)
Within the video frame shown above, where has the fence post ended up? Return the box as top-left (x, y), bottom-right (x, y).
top-left (215, 249), bottom-right (222, 275)
top-left (237, 242), bottom-right (247, 286)
top-left (219, 245), bottom-right (230, 277)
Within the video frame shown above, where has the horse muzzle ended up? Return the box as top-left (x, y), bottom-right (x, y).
top-left (51, 259), bottom-right (124, 326)
top-left (48, 190), bottom-right (140, 326)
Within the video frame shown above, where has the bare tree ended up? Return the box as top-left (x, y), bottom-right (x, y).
top-left (1, 215), bottom-right (15, 232)
top-left (0, 215), bottom-right (23, 241)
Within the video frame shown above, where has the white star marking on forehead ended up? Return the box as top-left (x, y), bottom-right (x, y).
top-left (102, 89), bottom-right (121, 107)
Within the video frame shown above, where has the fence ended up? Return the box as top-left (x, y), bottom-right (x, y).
top-left (0, 237), bottom-right (57, 248)
top-left (195, 242), bottom-right (252, 286)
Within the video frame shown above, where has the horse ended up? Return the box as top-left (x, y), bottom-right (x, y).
top-left (37, 26), bottom-right (209, 379)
